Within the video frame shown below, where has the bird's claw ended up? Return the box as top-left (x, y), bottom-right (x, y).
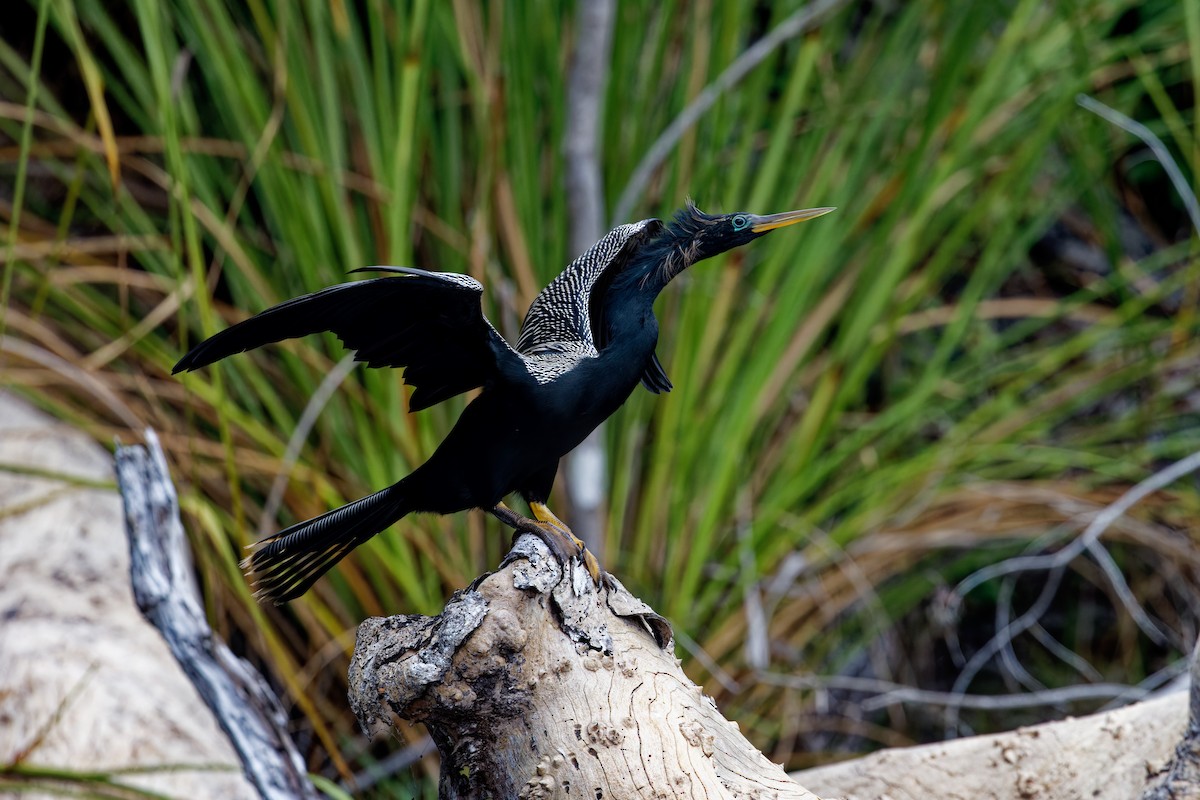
top-left (526, 521), bottom-right (605, 587)
top-left (580, 547), bottom-right (603, 585)
top-left (493, 505), bottom-right (605, 586)
top-left (516, 518), bottom-right (578, 563)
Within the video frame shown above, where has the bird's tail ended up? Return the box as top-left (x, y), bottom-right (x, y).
top-left (243, 483), bottom-right (410, 604)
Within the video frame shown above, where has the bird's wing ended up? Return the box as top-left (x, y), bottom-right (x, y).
top-left (173, 267), bottom-right (526, 411)
top-left (515, 219), bottom-right (663, 355)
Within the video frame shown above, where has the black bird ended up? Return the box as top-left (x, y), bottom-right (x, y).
top-left (174, 202), bottom-right (833, 602)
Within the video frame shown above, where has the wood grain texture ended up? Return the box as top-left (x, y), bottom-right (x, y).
top-left (349, 536), bottom-right (822, 799)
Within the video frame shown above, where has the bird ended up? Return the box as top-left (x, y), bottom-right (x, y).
top-left (174, 202), bottom-right (833, 603)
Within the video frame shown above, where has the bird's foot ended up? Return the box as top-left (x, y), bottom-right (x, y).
top-left (491, 502), bottom-right (605, 586)
top-left (529, 501), bottom-right (604, 586)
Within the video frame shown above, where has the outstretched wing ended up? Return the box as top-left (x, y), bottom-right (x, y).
top-left (173, 267), bottom-right (525, 411)
top-left (515, 219), bottom-right (663, 355)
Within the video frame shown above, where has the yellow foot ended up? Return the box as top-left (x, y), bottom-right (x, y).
top-left (492, 501), bottom-right (605, 585)
top-left (530, 501), bottom-right (603, 585)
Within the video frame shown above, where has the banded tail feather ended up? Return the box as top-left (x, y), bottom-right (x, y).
top-left (243, 483), bottom-right (410, 604)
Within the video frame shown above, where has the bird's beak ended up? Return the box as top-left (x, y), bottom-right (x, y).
top-left (749, 207), bottom-right (836, 233)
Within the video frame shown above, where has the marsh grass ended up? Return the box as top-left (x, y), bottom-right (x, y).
top-left (3, 0), bottom-right (1198, 789)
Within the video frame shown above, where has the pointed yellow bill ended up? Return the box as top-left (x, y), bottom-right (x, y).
top-left (749, 206), bottom-right (836, 233)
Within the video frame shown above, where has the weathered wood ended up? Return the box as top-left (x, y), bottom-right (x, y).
top-left (349, 535), bottom-right (823, 799)
top-left (794, 690), bottom-right (1188, 800)
top-left (788, 637), bottom-right (1200, 800)
top-left (116, 421), bottom-right (1197, 799)
top-left (1141, 639), bottom-right (1200, 800)
top-left (115, 430), bottom-right (319, 800)
top-left (0, 392), bottom-right (255, 798)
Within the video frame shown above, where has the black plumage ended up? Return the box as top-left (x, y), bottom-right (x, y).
top-left (174, 202), bottom-right (832, 602)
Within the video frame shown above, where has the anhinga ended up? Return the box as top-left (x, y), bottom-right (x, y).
top-left (174, 202), bottom-right (833, 603)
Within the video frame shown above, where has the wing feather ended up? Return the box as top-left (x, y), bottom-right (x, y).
top-left (173, 267), bottom-right (524, 410)
top-left (639, 351), bottom-right (673, 394)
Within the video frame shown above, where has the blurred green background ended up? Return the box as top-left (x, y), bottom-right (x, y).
top-left (3, 0), bottom-right (1199, 795)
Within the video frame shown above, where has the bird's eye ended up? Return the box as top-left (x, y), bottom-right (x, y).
top-left (731, 214), bottom-right (750, 231)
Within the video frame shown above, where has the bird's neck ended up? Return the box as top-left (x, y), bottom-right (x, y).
top-left (612, 229), bottom-right (702, 299)
top-left (597, 255), bottom-right (663, 356)
top-left (597, 224), bottom-right (713, 349)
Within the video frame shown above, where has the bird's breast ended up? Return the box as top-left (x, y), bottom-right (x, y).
top-left (490, 310), bottom-right (659, 459)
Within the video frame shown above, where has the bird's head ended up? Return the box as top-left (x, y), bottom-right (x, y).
top-left (643, 202), bottom-right (834, 288)
top-left (669, 201), bottom-right (835, 261)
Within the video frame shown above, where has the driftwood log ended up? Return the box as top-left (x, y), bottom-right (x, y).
top-left (109, 420), bottom-right (1199, 799)
top-left (115, 431), bottom-right (319, 800)
top-left (349, 536), bottom-right (823, 799)
top-left (349, 534), bottom-right (1200, 800)
top-left (794, 687), bottom-right (1194, 800)
top-left (1141, 638), bottom-right (1200, 800)
top-left (0, 395), bottom-right (256, 799)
